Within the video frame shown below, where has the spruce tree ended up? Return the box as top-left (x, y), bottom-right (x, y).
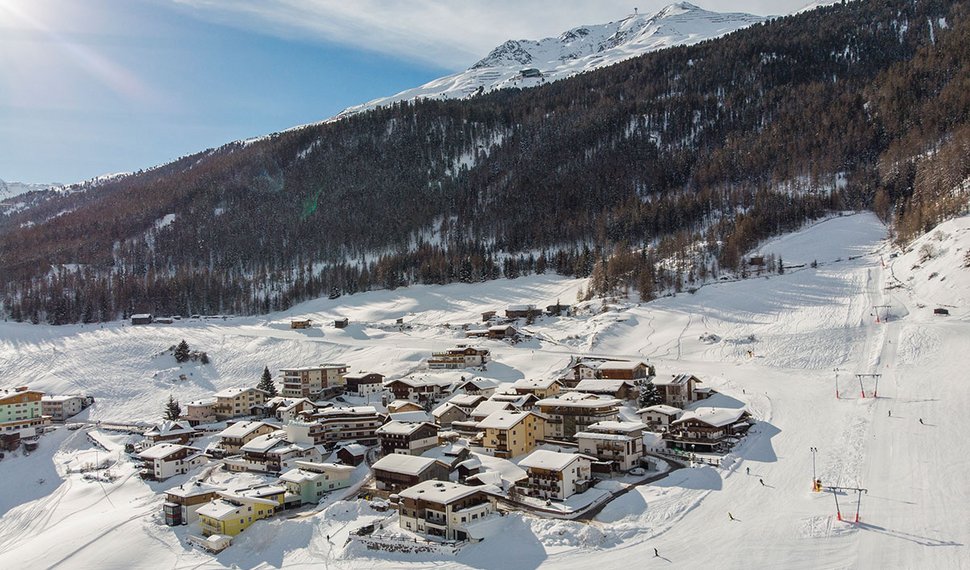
top-left (164, 395), bottom-right (181, 420)
top-left (174, 339), bottom-right (190, 363)
top-left (257, 366), bottom-right (277, 397)
top-left (638, 381), bottom-right (663, 409)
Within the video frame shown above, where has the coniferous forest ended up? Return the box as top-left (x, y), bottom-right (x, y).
top-left (1, 0), bottom-right (968, 324)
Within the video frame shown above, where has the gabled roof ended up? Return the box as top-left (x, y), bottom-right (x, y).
top-left (214, 386), bottom-right (266, 399)
top-left (371, 454), bottom-right (439, 476)
top-left (376, 420), bottom-right (438, 436)
top-left (477, 410), bottom-right (536, 430)
top-left (673, 407), bottom-right (746, 428)
top-left (398, 480), bottom-right (483, 503)
top-left (240, 430), bottom-right (287, 453)
top-left (459, 378), bottom-right (499, 390)
top-left (536, 393), bottom-right (621, 409)
top-left (218, 420), bottom-right (273, 439)
top-left (337, 443), bottom-right (368, 456)
top-left (432, 402), bottom-right (468, 419)
top-left (518, 450), bottom-right (593, 471)
top-left (344, 371), bottom-right (384, 381)
top-left (138, 443), bottom-right (196, 460)
top-left (587, 420), bottom-right (646, 433)
top-left (574, 379), bottom-right (635, 393)
top-left (470, 400), bottom-right (513, 418)
top-left (145, 420), bottom-right (195, 437)
top-left (636, 404), bottom-right (683, 416)
top-left (448, 394), bottom-right (486, 408)
top-left (652, 373), bottom-right (701, 387)
top-left (595, 360), bottom-right (648, 370)
top-left (512, 378), bottom-right (561, 390)
top-left (389, 411), bottom-right (433, 423)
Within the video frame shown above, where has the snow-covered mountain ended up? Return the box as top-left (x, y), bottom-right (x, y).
top-left (0, 180), bottom-right (62, 201)
top-left (337, 2), bottom-right (764, 118)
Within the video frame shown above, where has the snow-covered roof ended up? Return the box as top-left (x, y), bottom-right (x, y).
top-left (460, 378), bottom-right (498, 389)
top-left (138, 443), bottom-right (195, 460)
top-left (389, 411), bottom-right (433, 423)
top-left (421, 443), bottom-right (468, 463)
top-left (673, 407), bottom-right (746, 428)
top-left (280, 462), bottom-right (354, 483)
top-left (595, 360), bottom-right (647, 370)
top-left (376, 420), bottom-right (437, 436)
top-left (186, 397), bottom-right (218, 407)
top-left (652, 373), bottom-right (700, 387)
top-left (506, 304), bottom-right (537, 311)
top-left (197, 499), bottom-right (242, 520)
top-left (344, 371), bottom-right (383, 381)
top-left (512, 378), bottom-right (561, 390)
top-left (165, 482), bottom-right (223, 499)
top-left (145, 420), bottom-right (195, 436)
top-left (281, 363), bottom-right (347, 372)
top-left (448, 394), bottom-right (485, 407)
top-left (574, 379), bottom-right (634, 392)
top-left (398, 480), bottom-right (484, 504)
top-left (470, 400), bottom-right (513, 418)
top-left (338, 443), bottom-right (368, 456)
top-left (518, 450), bottom-right (592, 471)
top-left (432, 402), bottom-right (466, 419)
top-left (131, 313), bottom-right (152, 319)
top-left (372, 454), bottom-right (439, 476)
top-left (477, 410), bottom-right (534, 430)
top-left (240, 430), bottom-right (286, 453)
top-left (214, 386), bottom-right (261, 398)
top-left (218, 420), bottom-right (272, 439)
top-left (637, 404), bottom-right (683, 416)
top-left (316, 405), bottom-right (378, 417)
top-left (41, 394), bottom-right (82, 402)
top-left (536, 394), bottom-right (620, 409)
top-left (574, 431), bottom-right (634, 442)
top-left (457, 457), bottom-right (482, 471)
top-left (587, 420), bottom-right (646, 433)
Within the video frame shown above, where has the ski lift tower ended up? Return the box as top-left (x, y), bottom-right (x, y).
top-left (855, 373), bottom-right (882, 398)
top-left (826, 485), bottom-right (868, 523)
top-left (873, 304), bottom-right (891, 323)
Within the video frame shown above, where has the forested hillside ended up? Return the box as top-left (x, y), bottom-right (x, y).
top-left (1, 0), bottom-right (968, 324)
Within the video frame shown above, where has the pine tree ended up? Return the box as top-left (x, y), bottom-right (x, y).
top-left (638, 380), bottom-right (663, 409)
top-left (164, 395), bottom-right (181, 420)
top-left (174, 339), bottom-right (190, 363)
top-left (257, 366), bottom-right (277, 397)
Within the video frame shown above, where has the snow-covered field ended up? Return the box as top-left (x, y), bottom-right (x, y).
top-left (1, 212), bottom-right (968, 568)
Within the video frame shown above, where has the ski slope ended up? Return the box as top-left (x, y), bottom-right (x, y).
top-left (0, 212), bottom-right (968, 568)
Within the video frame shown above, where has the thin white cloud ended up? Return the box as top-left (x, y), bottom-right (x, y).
top-left (172, 1), bottom-right (806, 70)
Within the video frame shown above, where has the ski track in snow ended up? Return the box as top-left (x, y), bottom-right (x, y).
top-left (1, 212), bottom-right (969, 568)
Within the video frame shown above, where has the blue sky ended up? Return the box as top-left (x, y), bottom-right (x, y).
top-left (0, 0), bottom-right (808, 183)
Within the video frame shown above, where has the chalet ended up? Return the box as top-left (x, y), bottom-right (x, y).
top-left (310, 406), bottom-right (384, 446)
top-left (431, 402), bottom-right (469, 428)
top-left (385, 377), bottom-right (453, 403)
top-left (290, 319), bottom-right (312, 329)
top-left (144, 420), bottom-right (197, 444)
top-left (40, 394), bottom-right (91, 421)
top-left (574, 379), bottom-right (639, 400)
top-left (279, 461), bottom-right (355, 504)
top-left (651, 374), bottom-right (706, 408)
top-left (336, 442), bottom-right (368, 466)
top-left (376, 421), bottom-right (440, 456)
top-left (478, 410), bottom-right (545, 459)
top-left (387, 400), bottom-right (425, 414)
top-left (637, 405), bottom-right (683, 430)
top-left (228, 423), bottom-right (320, 473)
top-left (664, 407), bottom-right (752, 453)
top-left (213, 387), bottom-right (270, 421)
top-left (334, 317), bottom-right (349, 329)
top-left (488, 391), bottom-right (539, 410)
top-left (0, 387), bottom-right (47, 433)
top-left (197, 486), bottom-right (285, 537)
top-left (520, 68), bottom-right (542, 78)
top-left (487, 325), bottom-right (518, 339)
top-left (575, 421), bottom-right (646, 472)
top-left (456, 457), bottom-right (483, 483)
top-left (389, 410), bottom-right (432, 423)
top-left (182, 398), bottom-right (218, 425)
top-left (545, 302), bottom-right (570, 316)
top-left (505, 304), bottom-right (541, 320)
top-left (343, 372), bottom-right (385, 397)
top-left (465, 328), bottom-right (489, 339)
top-left (595, 360), bottom-right (654, 380)
top-left (456, 378), bottom-right (498, 397)
top-left (280, 364), bottom-right (348, 399)
top-left (372, 454), bottom-right (449, 492)
top-left (265, 397), bottom-right (316, 423)
top-left (748, 255), bottom-right (766, 267)
top-left (138, 443), bottom-right (207, 480)
top-left (131, 313), bottom-right (153, 325)
top-left (512, 378), bottom-right (563, 399)
top-left (518, 450), bottom-right (594, 501)
top-left (163, 483), bottom-right (223, 526)
top-left (428, 346), bottom-right (490, 370)
top-left (396, 480), bottom-right (499, 542)
top-left (447, 394), bottom-right (486, 414)
top-left (536, 393), bottom-right (620, 440)
top-left (213, 421), bottom-right (278, 456)
top-left (481, 310), bottom-right (497, 322)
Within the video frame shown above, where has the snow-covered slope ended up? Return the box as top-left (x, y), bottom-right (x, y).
top-left (0, 180), bottom-right (62, 201)
top-left (1, 213), bottom-right (969, 568)
top-left (337, 3), bottom-right (764, 118)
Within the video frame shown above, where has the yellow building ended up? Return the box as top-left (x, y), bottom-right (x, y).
top-left (477, 410), bottom-right (544, 459)
top-left (197, 485), bottom-right (285, 537)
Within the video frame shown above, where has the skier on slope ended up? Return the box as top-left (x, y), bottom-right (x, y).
top-left (919, 418), bottom-right (924, 425)
top-left (759, 478), bottom-right (765, 486)
top-left (654, 548), bottom-right (659, 557)
top-left (728, 512), bottom-right (735, 521)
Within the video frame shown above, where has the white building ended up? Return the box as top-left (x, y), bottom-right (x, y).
top-left (575, 420), bottom-right (646, 471)
top-left (397, 480), bottom-right (499, 542)
top-left (518, 450), bottom-right (593, 501)
top-left (279, 461), bottom-right (355, 504)
top-left (40, 395), bottom-right (88, 421)
top-left (636, 404), bottom-right (683, 430)
top-left (137, 443), bottom-right (207, 481)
